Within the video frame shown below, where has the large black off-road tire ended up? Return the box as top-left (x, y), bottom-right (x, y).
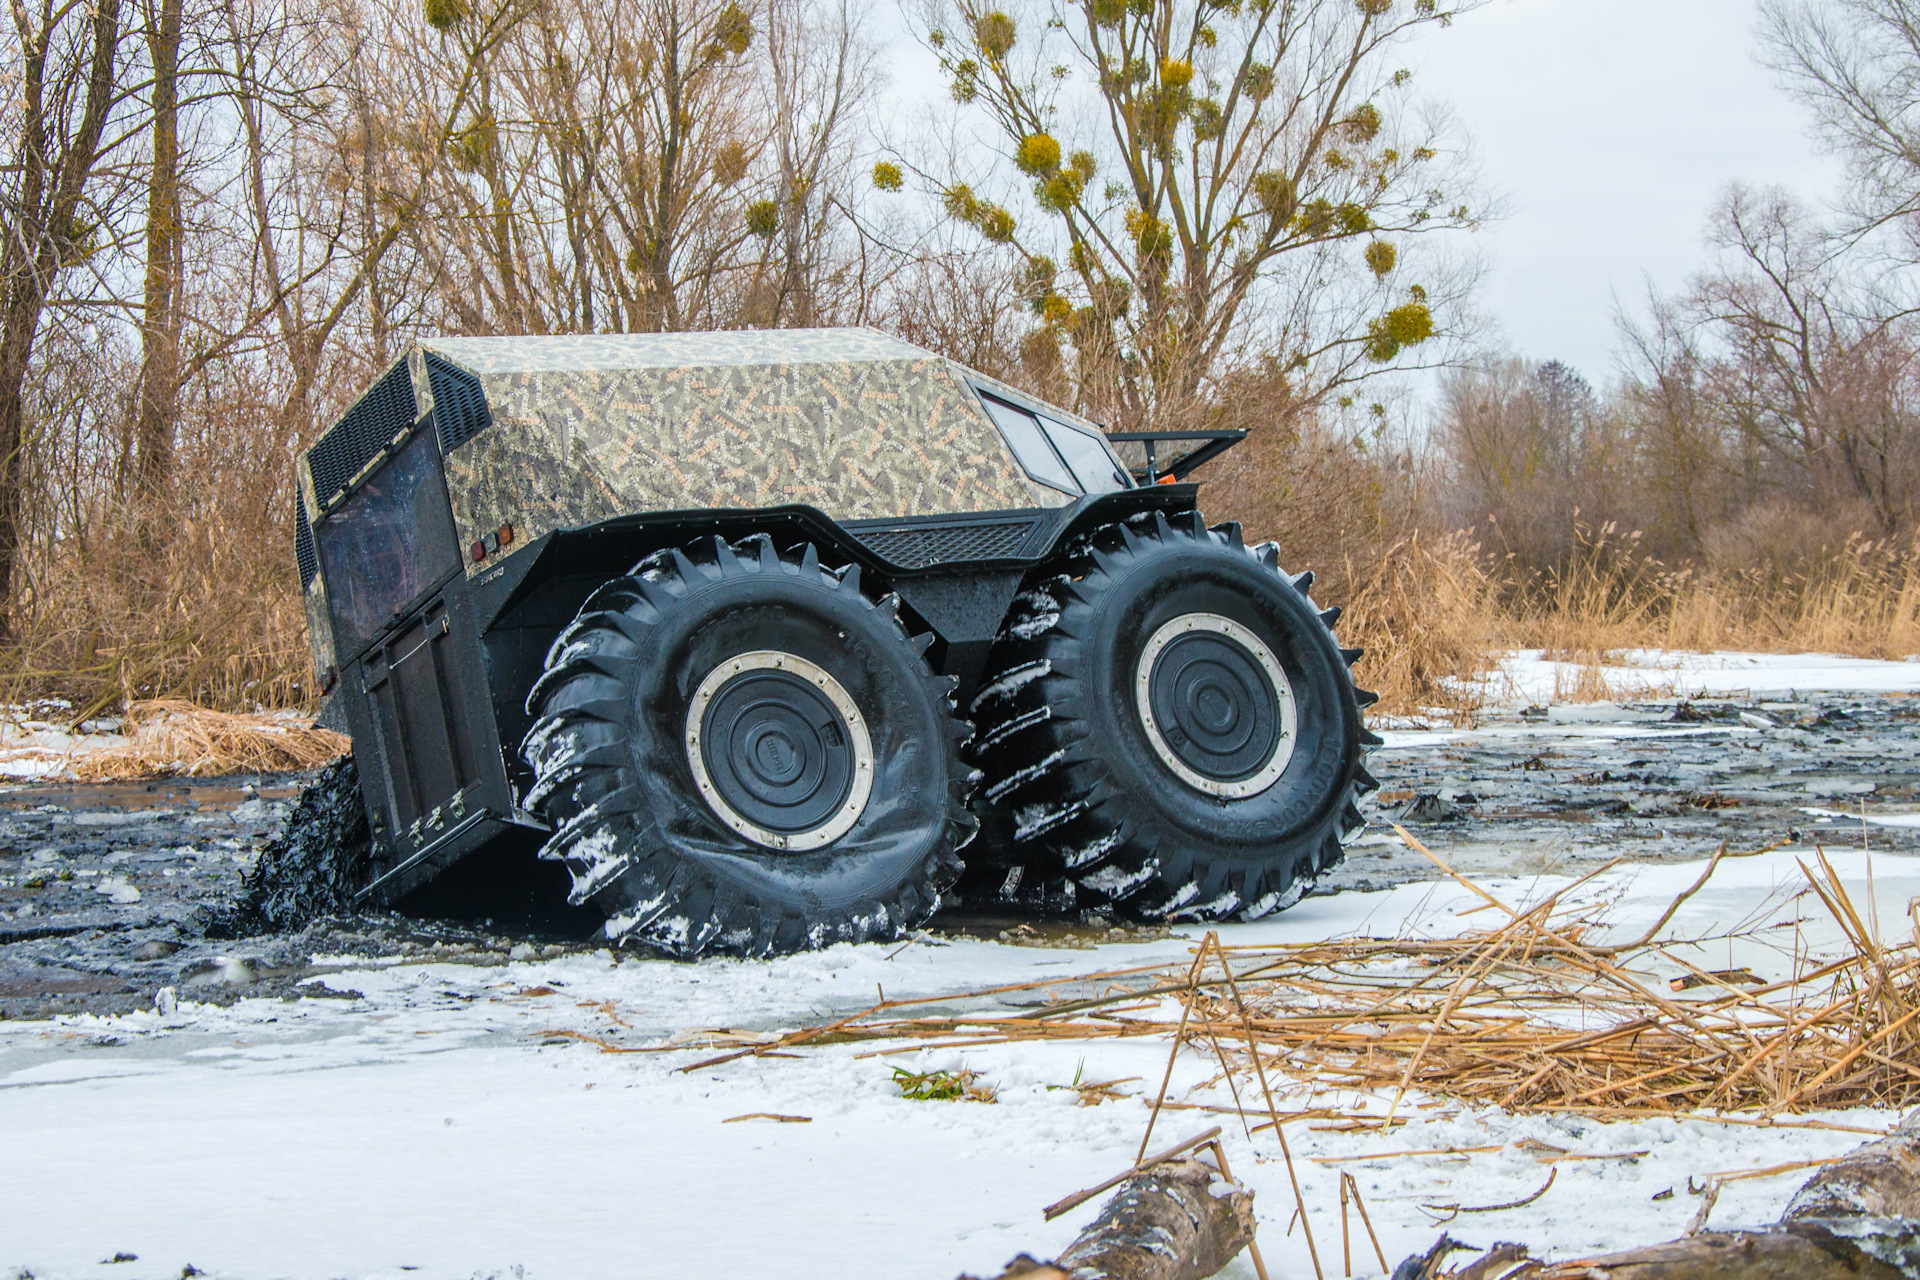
top-left (522, 535), bottom-right (975, 958)
top-left (968, 511), bottom-right (1379, 921)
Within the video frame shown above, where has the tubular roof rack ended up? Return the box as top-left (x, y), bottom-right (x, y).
top-left (1107, 429), bottom-right (1249, 484)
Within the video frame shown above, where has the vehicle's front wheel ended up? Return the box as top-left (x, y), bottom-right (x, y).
top-left (968, 511), bottom-right (1379, 921)
top-left (522, 536), bottom-right (974, 958)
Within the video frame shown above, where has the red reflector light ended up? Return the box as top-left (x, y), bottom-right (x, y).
top-left (471, 540), bottom-right (486, 562)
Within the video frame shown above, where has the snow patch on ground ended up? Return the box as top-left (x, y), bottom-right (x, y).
top-left (0, 712), bottom-right (125, 779)
top-left (9, 656), bottom-right (1920, 1275)
top-left (1489, 650), bottom-right (1920, 708)
top-left (4, 848), bottom-right (1915, 1280)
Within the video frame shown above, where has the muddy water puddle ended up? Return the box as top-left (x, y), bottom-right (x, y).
top-left (2, 692), bottom-right (1917, 1018)
top-left (1329, 693), bottom-right (1920, 893)
top-left (0, 778), bottom-right (304, 813)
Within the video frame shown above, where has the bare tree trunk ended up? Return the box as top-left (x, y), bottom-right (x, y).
top-left (134, 0), bottom-right (183, 511)
top-left (0, 0), bottom-right (125, 641)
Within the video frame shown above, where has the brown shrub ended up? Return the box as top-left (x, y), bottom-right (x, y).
top-left (0, 348), bottom-right (314, 721)
top-left (1338, 530), bottom-right (1500, 723)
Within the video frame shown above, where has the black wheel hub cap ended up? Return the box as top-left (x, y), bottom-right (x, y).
top-left (700, 670), bottom-right (855, 834)
top-left (1147, 632), bottom-right (1281, 782)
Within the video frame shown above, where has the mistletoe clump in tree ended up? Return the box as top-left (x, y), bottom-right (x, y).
top-left (893, 0), bottom-right (1483, 430)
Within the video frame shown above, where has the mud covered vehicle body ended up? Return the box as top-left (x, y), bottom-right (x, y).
top-left (295, 328), bottom-right (1376, 956)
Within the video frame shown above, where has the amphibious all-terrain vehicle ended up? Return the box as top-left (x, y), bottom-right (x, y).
top-left (293, 328), bottom-right (1378, 957)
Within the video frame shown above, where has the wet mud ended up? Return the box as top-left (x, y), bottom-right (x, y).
top-left (3, 692), bottom-right (1916, 1019)
top-left (1328, 692), bottom-right (1920, 892)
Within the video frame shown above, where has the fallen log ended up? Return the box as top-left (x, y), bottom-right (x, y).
top-left (1399, 1114), bottom-right (1920, 1280)
top-left (964, 1159), bottom-right (1256, 1280)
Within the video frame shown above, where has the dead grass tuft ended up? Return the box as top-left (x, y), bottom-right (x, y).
top-left (715, 836), bottom-right (1920, 1121)
top-left (72, 698), bottom-right (347, 780)
top-left (1338, 530), bottom-right (1500, 724)
top-left (1506, 526), bottom-right (1920, 660)
top-left (1331, 524), bottom-right (1920, 722)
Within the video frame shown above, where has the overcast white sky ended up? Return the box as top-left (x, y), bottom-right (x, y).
top-left (877, 0), bottom-right (1847, 392)
top-left (1406, 0), bottom-right (1841, 383)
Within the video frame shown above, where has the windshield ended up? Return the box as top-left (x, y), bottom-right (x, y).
top-left (1040, 416), bottom-right (1129, 494)
top-left (977, 391), bottom-right (1129, 496)
top-left (978, 392), bottom-right (1078, 494)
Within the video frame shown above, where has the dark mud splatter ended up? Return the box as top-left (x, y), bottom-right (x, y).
top-left (209, 756), bottom-right (371, 936)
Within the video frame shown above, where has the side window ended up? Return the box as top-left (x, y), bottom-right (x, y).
top-left (978, 392), bottom-right (1080, 495)
top-left (1041, 417), bottom-right (1130, 494)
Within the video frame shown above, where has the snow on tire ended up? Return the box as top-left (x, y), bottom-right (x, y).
top-left (967, 510), bottom-right (1380, 921)
top-left (521, 535), bottom-right (976, 959)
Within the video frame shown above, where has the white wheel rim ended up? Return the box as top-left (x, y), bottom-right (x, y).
top-left (1134, 613), bottom-right (1297, 798)
top-left (685, 650), bottom-right (875, 851)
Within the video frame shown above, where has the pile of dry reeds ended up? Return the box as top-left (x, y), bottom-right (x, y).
top-left (71, 698), bottom-right (347, 780)
top-left (686, 834), bottom-right (1920, 1121)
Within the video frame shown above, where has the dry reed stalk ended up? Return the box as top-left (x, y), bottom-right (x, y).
top-left (704, 847), bottom-right (1920, 1122)
top-left (69, 698), bottom-right (347, 780)
top-left (1338, 530), bottom-right (1498, 724)
top-left (1331, 523), bottom-right (1920, 720)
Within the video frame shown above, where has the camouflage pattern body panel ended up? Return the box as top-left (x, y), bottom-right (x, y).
top-left (427, 327), bottom-right (942, 374)
top-left (428, 329), bottom-right (1058, 576)
top-left (302, 575), bottom-right (337, 685)
top-left (293, 452), bottom-right (338, 683)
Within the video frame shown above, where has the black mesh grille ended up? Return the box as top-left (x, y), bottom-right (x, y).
top-left (854, 520), bottom-right (1037, 568)
top-left (427, 353), bottom-right (490, 453)
top-left (308, 361), bottom-right (418, 504)
top-left (294, 495), bottom-right (318, 588)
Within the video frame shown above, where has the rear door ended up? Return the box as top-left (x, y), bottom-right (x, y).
top-left (314, 425), bottom-right (486, 853)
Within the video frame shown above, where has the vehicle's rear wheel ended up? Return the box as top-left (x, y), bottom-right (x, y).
top-left (968, 511), bottom-right (1379, 921)
top-left (522, 535), bottom-right (975, 958)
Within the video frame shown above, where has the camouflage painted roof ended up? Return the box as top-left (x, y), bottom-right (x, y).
top-left (422, 327), bottom-right (932, 375)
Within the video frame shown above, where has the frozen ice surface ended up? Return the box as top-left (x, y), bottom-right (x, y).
top-left (4, 847), bottom-right (1914, 1280)
top-left (9, 658), bottom-right (1920, 1276)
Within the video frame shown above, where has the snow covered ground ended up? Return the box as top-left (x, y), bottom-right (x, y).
top-left (4, 847), bottom-right (1911, 1280)
top-left (0, 712), bottom-right (123, 780)
top-left (1489, 650), bottom-right (1920, 707)
top-left (11, 654), bottom-right (1920, 1280)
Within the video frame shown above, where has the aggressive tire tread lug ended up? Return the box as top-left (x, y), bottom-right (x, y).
top-left (522, 535), bottom-right (971, 959)
top-left (966, 514), bottom-right (1374, 922)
